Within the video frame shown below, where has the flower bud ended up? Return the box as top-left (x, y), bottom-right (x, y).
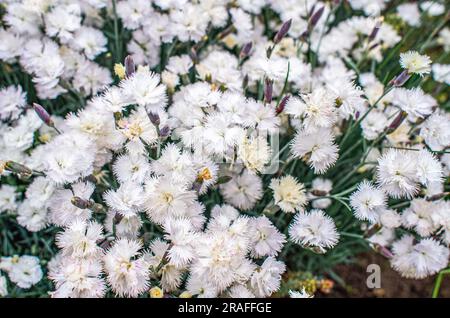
top-left (71, 196), bottom-right (91, 209)
top-left (148, 112), bottom-right (160, 126)
top-left (5, 161), bottom-right (33, 178)
top-left (386, 111), bottom-right (408, 134)
top-left (373, 244), bottom-right (394, 259)
top-left (264, 78), bottom-right (273, 103)
top-left (274, 19), bottom-right (292, 44)
top-left (149, 286), bottom-right (164, 298)
top-left (276, 95), bottom-right (290, 114)
top-left (368, 18), bottom-right (383, 43)
top-left (32, 103), bottom-right (53, 127)
top-left (217, 175), bottom-right (232, 184)
top-left (124, 55), bottom-right (135, 77)
top-left (239, 42), bottom-right (253, 59)
top-left (159, 126), bottom-right (170, 138)
top-left (309, 6), bottom-right (324, 29)
top-left (390, 70), bottom-right (411, 87)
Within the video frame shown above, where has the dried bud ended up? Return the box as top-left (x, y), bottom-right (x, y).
top-left (124, 55), bottom-right (135, 77)
top-left (113, 213), bottom-right (124, 224)
top-left (5, 161), bottom-right (33, 178)
top-left (386, 111), bottom-right (408, 134)
top-left (264, 78), bottom-right (273, 103)
top-left (239, 42), bottom-right (253, 59)
top-left (309, 6), bottom-right (324, 29)
top-left (148, 112), bottom-right (160, 126)
top-left (390, 70), bottom-right (411, 87)
top-left (311, 189), bottom-right (328, 196)
top-left (32, 103), bottom-right (53, 127)
top-left (71, 196), bottom-right (91, 209)
top-left (274, 19), bottom-right (292, 44)
top-left (276, 95), bottom-right (290, 114)
top-left (159, 125), bottom-right (170, 138)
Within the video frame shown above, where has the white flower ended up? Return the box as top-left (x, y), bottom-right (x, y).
top-left (228, 284), bottom-right (256, 298)
top-left (120, 67), bottom-right (167, 112)
top-left (113, 153), bottom-right (151, 184)
top-left (49, 256), bottom-right (106, 298)
top-left (290, 128), bottom-right (339, 174)
top-left (0, 185), bottom-right (18, 213)
top-left (238, 135), bottom-right (272, 173)
top-left (396, 3), bottom-right (421, 27)
top-left (400, 51), bottom-right (432, 76)
top-left (289, 209), bottom-right (339, 253)
top-left (350, 181), bottom-right (387, 223)
top-left (250, 257), bottom-right (285, 297)
top-left (0, 275), bottom-right (7, 297)
top-left (249, 216), bottom-right (286, 258)
top-left (0, 85), bottom-right (27, 120)
top-left (220, 169), bottom-right (263, 210)
top-left (391, 88), bottom-right (436, 120)
top-left (56, 220), bottom-right (104, 259)
top-left (401, 199), bottom-right (439, 237)
top-left (104, 182), bottom-right (145, 218)
top-left (289, 288), bottom-right (314, 298)
top-left (308, 178), bottom-right (333, 209)
top-left (285, 87), bottom-right (337, 130)
top-left (104, 238), bottom-right (150, 297)
top-left (420, 112), bottom-right (450, 151)
top-left (45, 4), bottom-right (81, 43)
top-left (7, 255), bottom-right (43, 289)
top-left (17, 199), bottom-right (48, 232)
top-left (270, 175), bottom-right (307, 213)
top-left (391, 235), bottom-right (449, 279)
top-left (163, 218), bottom-right (198, 268)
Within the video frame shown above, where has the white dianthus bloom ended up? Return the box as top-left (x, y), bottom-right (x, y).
top-left (350, 181), bottom-right (387, 223)
top-left (249, 216), bottom-right (286, 258)
top-left (0, 85), bottom-right (27, 120)
top-left (220, 169), bottom-right (263, 210)
top-left (0, 185), bottom-right (18, 213)
top-left (163, 218), bottom-right (198, 268)
top-left (49, 256), bottom-right (106, 298)
top-left (391, 88), bottom-right (436, 120)
top-left (228, 284), bottom-right (256, 298)
top-left (104, 182), bottom-right (145, 218)
top-left (120, 67), bottom-right (167, 112)
top-left (401, 199), bottom-right (439, 237)
top-left (45, 4), bottom-right (81, 43)
top-left (400, 51), bottom-right (431, 76)
top-left (250, 257), bottom-right (285, 298)
top-left (238, 135), bottom-right (272, 173)
top-left (113, 153), bottom-right (151, 184)
top-left (17, 199), bottom-right (48, 232)
top-left (104, 238), bottom-right (150, 297)
top-left (289, 288), bottom-right (314, 298)
top-left (285, 88), bottom-right (337, 130)
top-left (290, 128), bottom-right (339, 174)
top-left (7, 255), bottom-right (43, 289)
top-left (391, 235), bottom-right (449, 279)
top-left (420, 112), bottom-right (450, 151)
top-left (289, 209), bottom-right (339, 253)
top-left (270, 175), bottom-right (307, 213)
top-left (56, 220), bottom-right (104, 259)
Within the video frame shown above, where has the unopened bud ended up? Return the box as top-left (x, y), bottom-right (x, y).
top-left (71, 196), bottom-right (91, 209)
top-left (148, 112), bottom-right (160, 126)
top-left (309, 6), bottom-right (324, 29)
top-left (368, 19), bottom-right (383, 43)
top-left (33, 103), bottom-right (53, 127)
top-left (390, 70), bottom-right (411, 87)
top-left (276, 95), bottom-right (290, 114)
top-left (373, 244), bottom-right (394, 259)
top-left (386, 111), bottom-right (408, 134)
top-left (240, 42), bottom-right (253, 59)
top-left (159, 126), bottom-right (170, 138)
top-left (124, 55), bottom-right (135, 77)
top-left (113, 213), bottom-right (123, 224)
top-left (311, 189), bottom-right (328, 196)
top-left (264, 78), bottom-right (273, 103)
top-left (149, 286), bottom-right (164, 298)
top-left (274, 19), bottom-right (292, 44)
top-left (5, 161), bottom-right (33, 178)
top-left (217, 175), bottom-right (232, 184)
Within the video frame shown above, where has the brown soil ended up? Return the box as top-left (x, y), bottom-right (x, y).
top-left (322, 253), bottom-right (450, 298)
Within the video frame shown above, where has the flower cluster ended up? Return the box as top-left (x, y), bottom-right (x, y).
top-left (0, 0), bottom-right (449, 298)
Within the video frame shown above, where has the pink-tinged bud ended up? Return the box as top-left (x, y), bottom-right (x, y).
top-left (355, 111), bottom-right (360, 120)
top-left (386, 111), bottom-right (408, 134)
top-left (113, 213), bottom-right (123, 224)
top-left (159, 126), bottom-right (170, 138)
top-left (240, 42), bottom-right (253, 59)
top-left (5, 161), bottom-right (33, 178)
top-left (390, 70), bottom-right (411, 87)
top-left (368, 20), bottom-right (382, 42)
top-left (274, 19), bottom-right (292, 44)
top-left (124, 55), bottom-right (135, 77)
top-left (276, 95), bottom-right (290, 114)
top-left (264, 79), bottom-right (273, 103)
top-left (192, 179), bottom-right (203, 193)
top-left (148, 112), bottom-right (160, 126)
top-left (32, 103), bottom-right (53, 127)
top-left (373, 244), bottom-right (394, 259)
top-left (309, 6), bottom-right (325, 29)
top-left (369, 43), bottom-right (379, 51)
